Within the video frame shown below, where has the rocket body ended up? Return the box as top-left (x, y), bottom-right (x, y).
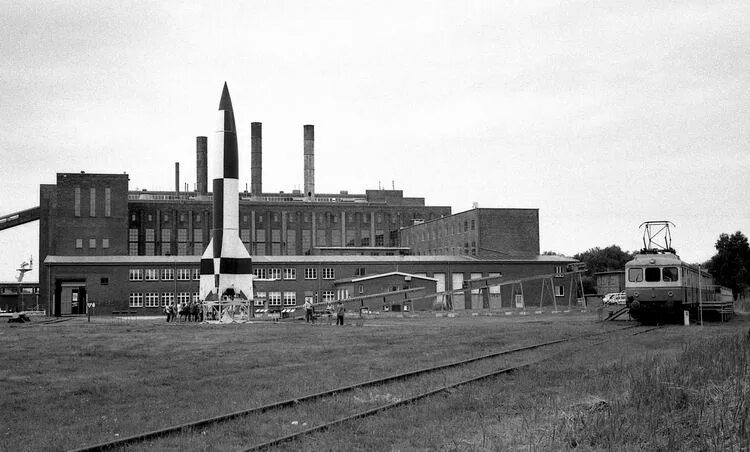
top-left (199, 83), bottom-right (254, 301)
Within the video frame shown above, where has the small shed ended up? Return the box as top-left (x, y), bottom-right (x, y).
top-left (333, 271), bottom-right (438, 312)
top-left (594, 271), bottom-right (625, 295)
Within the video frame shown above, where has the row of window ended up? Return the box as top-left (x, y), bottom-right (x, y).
top-left (628, 267), bottom-right (679, 283)
top-left (76, 238), bottom-right (110, 249)
top-left (74, 187), bottom-right (112, 218)
top-left (127, 291), bottom-right (302, 307)
top-left (408, 219), bottom-right (476, 244)
top-left (415, 243), bottom-right (477, 256)
top-left (129, 268), bottom-right (198, 281)
top-left (127, 267), bottom-right (338, 281)
top-left (130, 211), bottom-right (425, 226)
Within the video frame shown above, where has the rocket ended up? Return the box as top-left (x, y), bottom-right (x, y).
top-left (199, 83), bottom-right (254, 301)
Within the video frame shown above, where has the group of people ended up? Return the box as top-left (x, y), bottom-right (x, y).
top-left (165, 301), bottom-right (203, 322)
top-left (304, 299), bottom-right (346, 325)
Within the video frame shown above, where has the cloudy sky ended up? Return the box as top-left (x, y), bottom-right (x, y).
top-left (1, 0), bottom-right (749, 281)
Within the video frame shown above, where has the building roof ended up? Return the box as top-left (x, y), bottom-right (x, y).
top-left (334, 271), bottom-right (438, 285)
top-left (44, 254), bottom-right (577, 265)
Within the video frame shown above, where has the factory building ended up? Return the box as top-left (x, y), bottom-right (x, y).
top-left (0, 121), bottom-right (579, 315)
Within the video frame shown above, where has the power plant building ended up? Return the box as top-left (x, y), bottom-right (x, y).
top-left (1, 121), bottom-right (579, 316)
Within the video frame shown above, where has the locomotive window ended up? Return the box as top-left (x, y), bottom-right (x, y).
top-left (628, 268), bottom-right (643, 282)
top-left (663, 267), bottom-right (679, 282)
top-left (645, 267), bottom-right (661, 282)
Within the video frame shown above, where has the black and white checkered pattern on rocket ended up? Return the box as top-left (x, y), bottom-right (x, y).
top-left (199, 83), bottom-right (254, 301)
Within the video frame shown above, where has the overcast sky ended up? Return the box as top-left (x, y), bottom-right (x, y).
top-left (1, 0), bottom-right (749, 282)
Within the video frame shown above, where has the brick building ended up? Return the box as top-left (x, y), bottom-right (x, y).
top-left (400, 208), bottom-right (539, 257)
top-left (44, 254), bottom-right (577, 316)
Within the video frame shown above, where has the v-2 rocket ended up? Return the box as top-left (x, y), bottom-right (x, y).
top-left (199, 83), bottom-right (254, 301)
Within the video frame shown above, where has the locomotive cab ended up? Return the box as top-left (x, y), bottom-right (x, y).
top-left (625, 252), bottom-right (684, 321)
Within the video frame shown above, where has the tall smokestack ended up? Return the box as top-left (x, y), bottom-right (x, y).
top-left (196, 136), bottom-right (208, 195)
top-left (251, 122), bottom-right (262, 196)
top-left (304, 124), bottom-right (314, 197)
top-left (175, 162), bottom-right (180, 192)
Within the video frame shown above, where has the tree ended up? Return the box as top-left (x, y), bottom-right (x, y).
top-left (573, 245), bottom-right (634, 294)
top-left (705, 231), bottom-right (750, 298)
top-left (573, 245), bottom-right (634, 274)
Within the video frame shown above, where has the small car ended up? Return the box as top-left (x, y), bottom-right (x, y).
top-left (603, 292), bottom-right (626, 305)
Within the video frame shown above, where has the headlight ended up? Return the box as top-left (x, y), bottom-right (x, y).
top-left (667, 291), bottom-right (673, 297)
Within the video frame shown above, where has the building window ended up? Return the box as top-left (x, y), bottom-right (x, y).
top-left (283, 268), bottom-right (296, 280)
top-left (555, 266), bottom-right (564, 274)
top-left (128, 293), bottom-right (143, 308)
top-left (322, 290), bottom-right (335, 302)
top-left (255, 291), bottom-right (266, 306)
top-left (177, 292), bottom-right (191, 304)
top-left (354, 267), bottom-right (366, 276)
top-left (161, 268), bottom-right (174, 280)
top-left (304, 268), bottom-right (317, 279)
top-left (145, 292), bottom-right (159, 308)
top-left (555, 285), bottom-right (565, 297)
top-left (337, 288), bottom-right (349, 300)
top-left (177, 243), bottom-right (187, 255)
top-left (283, 291), bottom-right (296, 306)
top-left (192, 292), bottom-right (199, 302)
top-left (177, 228), bottom-right (187, 242)
top-left (145, 269), bottom-right (158, 281)
top-left (268, 292), bottom-right (281, 306)
top-left (74, 187), bottom-right (81, 217)
top-left (268, 268), bottom-right (281, 280)
top-left (145, 243), bottom-right (155, 255)
top-left (161, 229), bottom-right (171, 242)
top-left (129, 243), bottom-right (138, 256)
top-left (322, 268), bottom-right (335, 279)
top-left (90, 188), bottom-right (96, 217)
top-left (193, 229), bottom-right (203, 243)
top-left (76, 239), bottom-right (83, 249)
top-left (241, 229), bottom-right (251, 243)
top-left (253, 268), bottom-right (267, 279)
top-left (145, 229), bottom-right (155, 242)
top-left (129, 228), bottom-right (138, 241)
top-left (471, 219), bottom-right (475, 230)
top-left (161, 292), bottom-right (174, 307)
top-left (100, 277), bottom-right (109, 286)
top-left (177, 268), bottom-right (191, 280)
top-left (89, 239), bottom-right (96, 249)
top-left (129, 269), bottom-right (143, 281)
top-left (105, 187), bottom-right (111, 217)
top-left (192, 268), bottom-right (201, 280)
top-left (102, 238), bottom-right (110, 249)
top-left (358, 284), bottom-right (364, 294)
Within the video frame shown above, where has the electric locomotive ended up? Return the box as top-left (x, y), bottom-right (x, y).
top-left (625, 221), bottom-right (731, 323)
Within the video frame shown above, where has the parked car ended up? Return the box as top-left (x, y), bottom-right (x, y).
top-left (603, 292), bottom-right (626, 305)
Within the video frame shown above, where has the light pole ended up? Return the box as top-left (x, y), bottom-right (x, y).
top-left (698, 264), bottom-right (703, 327)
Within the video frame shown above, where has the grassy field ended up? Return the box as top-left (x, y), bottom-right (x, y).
top-left (1, 312), bottom-right (748, 451)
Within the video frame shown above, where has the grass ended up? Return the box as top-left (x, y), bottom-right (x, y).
top-left (1, 312), bottom-right (748, 451)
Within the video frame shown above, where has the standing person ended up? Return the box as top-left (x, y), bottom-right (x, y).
top-left (304, 298), bottom-right (314, 324)
top-left (165, 302), bottom-right (172, 322)
top-left (336, 301), bottom-right (345, 326)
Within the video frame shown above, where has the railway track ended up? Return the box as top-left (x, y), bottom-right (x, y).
top-left (69, 325), bottom-right (660, 451)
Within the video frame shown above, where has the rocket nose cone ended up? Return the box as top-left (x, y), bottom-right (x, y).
top-left (219, 82), bottom-right (233, 111)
